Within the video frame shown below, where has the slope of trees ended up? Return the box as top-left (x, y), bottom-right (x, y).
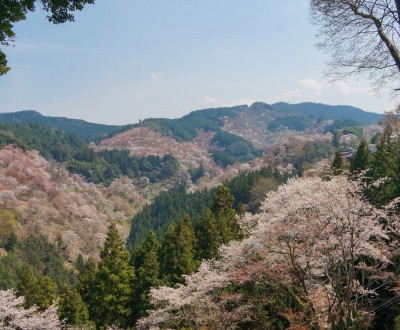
top-left (0, 110), bottom-right (129, 142)
top-left (128, 167), bottom-right (287, 247)
top-left (139, 175), bottom-right (393, 329)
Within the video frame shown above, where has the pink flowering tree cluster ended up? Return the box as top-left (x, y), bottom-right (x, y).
top-left (138, 176), bottom-right (392, 329)
top-left (0, 289), bottom-right (62, 330)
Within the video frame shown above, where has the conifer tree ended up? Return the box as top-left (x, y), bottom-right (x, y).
top-left (17, 265), bottom-right (56, 310)
top-left (92, 222), bottom-right (136, 328)
top-left (58, 283), bottom-right (89, 327)
top-left (369, 126), bottom-right (399, 206)
top-left (350, 139), bottom-right (371, 174)
top-left (134, 231), bottom-right (160, 319)
top-left (212, 185), bottom-right (241, 244)
top-left (331, 151), bottom-right (344, 175)
top-left (77, 257), bottom-right (97, 317)
top-left (195, 208), bottom-right (220, 260)
top-left (161, 215), bottom-right (198, 284)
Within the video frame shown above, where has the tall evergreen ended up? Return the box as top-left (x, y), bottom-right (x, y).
top-left (161, 215), bottom-right (198, 284)
top-left (92, 223), bottom-right (136, 328)
top-left (195, 208), bottom-right (220, 260)
top-left (58, 283), bottom-right (90, 327)
top-left (368, 127), bottom-right (399, 206)
top-left (350, 139), bottom-right (371, 174)
top-left (17, 265), bottom-right (57, 310)
top-left (331, 151), bottom-right (344, 176)
top-left (134, 231), bottom-right (160, 319)
top-left (77, 257), bottom-right (97, 318)
top-left (212, 185), bottom-right (241, 244)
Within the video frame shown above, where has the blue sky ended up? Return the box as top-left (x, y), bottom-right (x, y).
top-left (0, 0), bottom-right (396, 124)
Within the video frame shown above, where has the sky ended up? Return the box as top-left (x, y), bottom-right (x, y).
top-left (0, 0), bottom-right (397, 125)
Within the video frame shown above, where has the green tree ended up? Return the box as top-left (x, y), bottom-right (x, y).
top-left (58, 283), bottom-right (90, 326)
top-left (331, 151), bottom-right (344, 176)
top-left (350, 139), bottom-right (371, 174)
top-left (212, 185), bottom-right (241, 244)
top-left (77, 257), bottom-right (97, 319)
top-left (369, 126), bottom-right (399, 206)
top-left (1, 0), bottom-right (95, 75)
top-left (195, 208), bottom-right (220, 260)
top-left (134, 231), bottom-right (161, 319)
top-left (17, 265), bottom-right (57, 310)
top-left (161, 215), bottom-right (198, 284)
top-left (93, 222), bottom-right (135, 328)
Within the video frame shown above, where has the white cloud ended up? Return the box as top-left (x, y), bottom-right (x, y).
top-left (279, 78), bottom-right (370, 103)
top-left (275, 78), bottom-right (392, 113)
top-left (300, 78), bottom-right (323, 94)
top-left (150, 72), bottom-right (163, 81)
top-left (202, 95), bottom-right (254, 108)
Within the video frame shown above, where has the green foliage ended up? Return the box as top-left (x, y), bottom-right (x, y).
top-left (226, 166), bottom-right (286, 211)
top-left (0, 122), bottom-right (90, 162)
top-left (77, 257), bottom-right (97, 317)
top-left (133, 231), bottom-right (161, 319)
top-left (19, 235), bottom-right (72, 287)
top-left (294, 139), bottom-right (335, 168)
top-left (210, 130), bottom-right (262, 167)
top-left (17, 264), bottom-right (57, 310)
top-left (142, 106), bottom-right (242, 142)
top-left (92, 223), bottom-right (135, 328)
top-left (267, 115), bottom-right (308, 132)
top-left (195, 208), bottom-right (220, 260)
top-left (58, 283), bottom-right (90, 326)
top-left (367, 127), bottom-right (399, 207)
top-left (0, 209), bottom-right (18, 250)
top-left (128, 185), bottom-right (216, 247)
top-left (129, 167), bottom-right (287, 248)
top-left (350, 139), bottom-right (371, 174)
top-left (0, 253), bottom-right (23, 290)
top-left (332, 151), bottom-right (344, 175)
top-left (188, 164), bottom-right (205, 183)
top-left (271, 102), bottom-right (382, 125)
top-left (324, 118), bottom-right (364, 138)
top-left (160, 215), bottom-right (198, 284)
top-left (212, 185), bottom-right (242, 243)
top-left (0, 234), bottom-right (73, 293)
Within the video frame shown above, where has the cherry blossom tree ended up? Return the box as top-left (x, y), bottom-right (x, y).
top-left (138, 176), bottom-right (392, 329)
top-left (0, 289), bottom-right (62, 329)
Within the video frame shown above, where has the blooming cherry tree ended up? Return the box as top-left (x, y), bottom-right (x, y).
top-left (0, 289), bottom-right (62, 329)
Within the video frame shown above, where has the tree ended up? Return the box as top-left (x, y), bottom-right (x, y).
top-left (331, 150), bottom-right (344, 175)
top-left (212, 185), bottom-right (242, 244)
top-left (0, 289), bottom-right (62, 330)
top-left (310, 0), bottom-right (400, 89)
top-left (92, 222), bottom-right (135, 328)
top-left (17, 265), bottom-right (57, 310)
top-left (134, 231), bottom-right (160, 320)
top-left (195, 208), bottom-right (220, 260)
top-left (161, 215), bottom-right (198, 284)
top-left (350, 138), bottom-right (371, 174)
top-left (0, 0), bottom-right (95, 75)
top-left (57, 283), bottom-right (89, 327)
top-left (139, 176), bottom-right (391, 329)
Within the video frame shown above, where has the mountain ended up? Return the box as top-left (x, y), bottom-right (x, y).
top-left (269, 102), bottom-right (384, 125)
top-left (0, 110), bottom-right (131, 141)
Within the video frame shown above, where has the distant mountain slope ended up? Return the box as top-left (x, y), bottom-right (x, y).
top-left (0, 110), bottom-right (130, 141)
top-left (270, 102), bottom-right (384, 125)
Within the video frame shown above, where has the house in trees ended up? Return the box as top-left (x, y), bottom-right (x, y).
top-left (340, 147), bottom-right (356, 159)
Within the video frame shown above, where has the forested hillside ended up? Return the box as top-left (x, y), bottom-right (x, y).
top-left (0, 110), bottom-right (131, 142)
top-left (0, 102), bottom-right (391, 330)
